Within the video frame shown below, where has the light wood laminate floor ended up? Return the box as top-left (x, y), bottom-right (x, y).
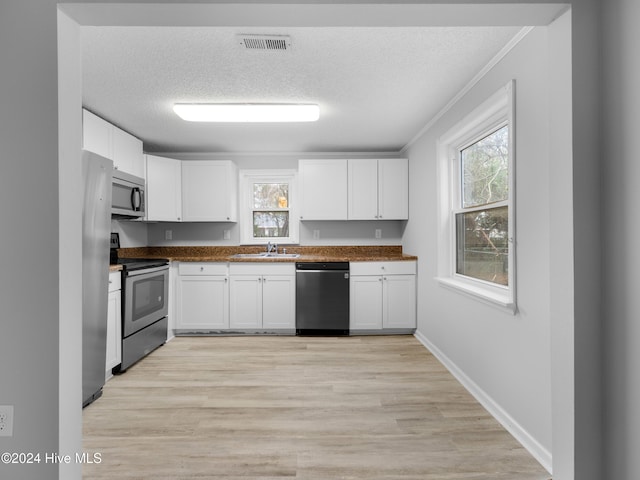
top-left (83, 335), bottom-right (551, 479)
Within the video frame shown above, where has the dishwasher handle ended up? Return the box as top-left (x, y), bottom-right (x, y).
top-left (296, 262), bottom-right (349, 271)
top-left (298, 270), bottom-right (349, 278)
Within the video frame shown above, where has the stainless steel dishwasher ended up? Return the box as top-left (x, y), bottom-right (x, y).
top-left (295, 262), bottom-right (350, 335)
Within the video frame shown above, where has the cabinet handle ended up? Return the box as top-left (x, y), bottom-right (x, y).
top-left (225, 277), bottom-right (228, 283)
top-left (378, 278), bottom-right (382, 282)
top-left (200, 266), bottom-right (204, 272)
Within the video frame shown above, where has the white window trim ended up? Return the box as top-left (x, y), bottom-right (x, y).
top-left (435, 80), bottom-right (516, 313)
top-left (239, 169), bottom-right (299, 245)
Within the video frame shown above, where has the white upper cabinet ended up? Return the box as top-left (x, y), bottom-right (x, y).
top-left (181, 160), bottom-right (238, 222)
top-left (112, 125), bottom-right (144, 178)
top-left (377, 158), bottom-right (409, 220)
top-left (82, 109), bottom-right (144, 178)
top-left (348, 159), bottom-right (379, 220)
top-left (82, 109), bottom-right (111, 159)
top-left (348, 158), bottom-right (408, 220)
top-left (299, 158), bottom-right (408, 222)
top-left (145, 154), bottom-right (182, 222)
top-left (298, 159), bottom-right (348, 220)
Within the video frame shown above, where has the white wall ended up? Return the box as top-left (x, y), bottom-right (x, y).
top-left (404, 26), bottom-right (559, 471)
top-left (602, 0), bottom-right (640, 477)
top-left (57, 9), bottom-right (84, 480)
top-left (111, 219), bottom-right (148, 247)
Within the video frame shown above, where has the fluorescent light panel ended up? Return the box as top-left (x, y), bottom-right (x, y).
top-left (173, 103), bottom-right (319, 122)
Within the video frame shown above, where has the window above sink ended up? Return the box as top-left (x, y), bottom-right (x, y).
top-left (239, 170), bottom-right (299, 245)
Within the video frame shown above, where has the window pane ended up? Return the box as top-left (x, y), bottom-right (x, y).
top-left (461, 125), bottom-right (509, 208)
top-left (253, 183), bottom-right (289, 209)
top-left (456, 206), bottom-right (508, 286)
top-left (253, 211), bottom-right (289, 238)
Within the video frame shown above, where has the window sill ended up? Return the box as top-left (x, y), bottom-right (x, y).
top-left (435, 276), bottom-right (517, 314)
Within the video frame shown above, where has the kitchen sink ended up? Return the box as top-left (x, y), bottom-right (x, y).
top-left (232, 252), bottom-right (300, 259)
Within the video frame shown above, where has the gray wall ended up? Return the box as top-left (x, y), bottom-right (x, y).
top-left (0, 1), bottom-right (606, 479)
top-left (0, 1), bottom-right (61, 478)
top-left (404, 25), bottom-right (557, 469)
top-left (602, 0), bottom-right (640, 477)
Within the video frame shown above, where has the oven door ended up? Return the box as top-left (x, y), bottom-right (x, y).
top-left (123, 266), bottom-right (169, 338)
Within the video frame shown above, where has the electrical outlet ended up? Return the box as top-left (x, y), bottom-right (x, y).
top-left (375, 229), bottom-right (382, 239)
top-left (165, 229), bottom-right (172, 240)
top-left (223, 230), bottom-right (231, 240)
top-left (313, 230), bottom-right (320, 240)
top-left (0, 405), bottom-right (14, 437)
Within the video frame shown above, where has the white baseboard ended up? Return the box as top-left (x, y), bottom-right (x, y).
top-left (413, 330), bottom-right (552, 474)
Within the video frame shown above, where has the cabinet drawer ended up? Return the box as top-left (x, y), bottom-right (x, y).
top-left (178, 262), bottom-right (228, 276)
top-left (108, 272), bottom-right (121, 292)
top-left (350, 261), bottom-right (416, 276)
top-left (229, 263), bottom-right (295, 276)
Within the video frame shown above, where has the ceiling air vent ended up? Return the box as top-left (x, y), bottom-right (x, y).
top-left (237, 34), bottom-right (291, 52)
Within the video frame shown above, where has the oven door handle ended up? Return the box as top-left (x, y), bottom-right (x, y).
top-left (126, 265), bottom-right (169, 277)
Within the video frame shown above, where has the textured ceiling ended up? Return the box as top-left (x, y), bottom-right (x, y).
top-left (81, 26), bottom-right (521, 154)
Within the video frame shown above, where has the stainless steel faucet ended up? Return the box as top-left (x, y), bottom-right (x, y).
top-left (266, 241), bottom-right (278, 254)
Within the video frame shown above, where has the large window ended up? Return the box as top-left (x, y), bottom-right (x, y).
top-left (240, 170), bottom-right (298, 245)
top-left (456, 125), bottom-right (509, 286)
top-left (437, 81), bottom-right (515, 311)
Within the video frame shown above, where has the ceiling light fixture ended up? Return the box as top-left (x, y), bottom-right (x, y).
top-left (173, 103), bottom-right (319, 123)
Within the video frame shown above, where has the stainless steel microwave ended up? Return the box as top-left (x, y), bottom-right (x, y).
top-left (112, 169), bottom-right (145, 219)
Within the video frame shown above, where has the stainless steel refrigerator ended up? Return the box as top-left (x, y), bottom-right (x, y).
top-left (82, 150), bottom-right (113, 407)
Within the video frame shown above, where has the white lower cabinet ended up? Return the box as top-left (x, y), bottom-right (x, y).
top-left (350, 275), bottom-right (384, 329)
top-left (229, 263), bottom-right (296, 330)
top-left (176, 263), bottom-right (229, 331)
top-left (106, 271), bottom-right (122, 380)
top-left (350, 261), bottom-right (416, 332)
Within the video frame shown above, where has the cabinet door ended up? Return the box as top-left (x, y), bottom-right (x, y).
top-left (229, 276), bottom-right (262, 328)
top-left (82, 109), bottom-right (111, 159)
top-left (348, 159), bottom-right (379, 220)
top-left (378, 158), bottom-right (409, 220)
top-left (182, 161), bottom-right (237, 222)
top-left (177, 276), bottom-right (229, 330)
top-left (112, 125), bottom-right (144, 177)
top-left (350, 275), bottom-right (383, 330)
top-left (146, 155), bottom-right (182, 221)
top-left (262, 275), bottom-right (295, 329)
top-left (382, 274), bottom-right (416, 329)
top-left (299, 159), bottom-right (348, 220)
top-left (105, 289), bottom-right (122, 376)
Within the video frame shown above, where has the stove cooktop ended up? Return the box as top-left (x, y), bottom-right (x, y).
top-left (114, 258), bottom-right (169, 271)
